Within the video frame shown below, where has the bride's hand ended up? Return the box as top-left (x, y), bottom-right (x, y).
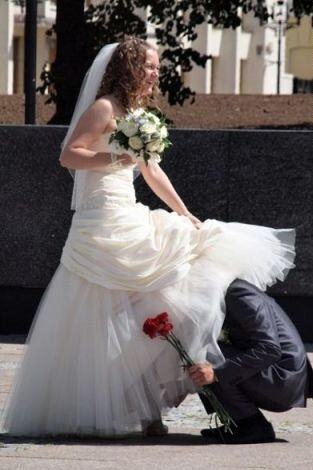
top-left (184, 211), bottom-right (202, 230)
top-left (114, 153), bottom-right (134, 166)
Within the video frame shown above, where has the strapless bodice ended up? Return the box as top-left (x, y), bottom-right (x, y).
top-left (79, 167), bottom-right (136, 210)
top-left (75, 132), bottom-right (137, 211)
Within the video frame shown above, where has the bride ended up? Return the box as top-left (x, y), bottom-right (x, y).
top-left (2, 37), bottom-right (295, 438)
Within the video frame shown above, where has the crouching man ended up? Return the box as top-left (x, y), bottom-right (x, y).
top-left (189, 279), bottom-right (313, 444)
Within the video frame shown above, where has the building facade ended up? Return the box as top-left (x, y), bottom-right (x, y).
top-left (0, 0), bottom-right (55, 94)
top-left (285, 15), bottom-right (313, 93)
top-left (0, 1), bottom-right (311, 96)
top-left (183, 2), bottom-right (296, 94)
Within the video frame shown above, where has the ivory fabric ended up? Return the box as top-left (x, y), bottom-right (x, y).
top-left (3, 132), bottom-right (295, 437)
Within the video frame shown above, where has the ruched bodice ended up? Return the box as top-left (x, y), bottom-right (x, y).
top-left (78, 167), bottom-right (137, 210)
top-left (60, 128), bottom-right (295, 294)
top-left (61, 140), bottom-right (295, 295)
top-left (74, 131), bottom-right (137, 211)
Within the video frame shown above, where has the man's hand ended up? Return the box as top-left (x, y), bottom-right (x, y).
top-left (188, 363), bottom-right (218, 387)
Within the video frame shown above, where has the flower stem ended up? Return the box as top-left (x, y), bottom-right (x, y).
top-left (162, 332), bottom-right (236, 434)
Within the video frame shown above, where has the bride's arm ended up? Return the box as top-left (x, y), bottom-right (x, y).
top-left (59, 99), bottom-right (132, 170)
top-left (139, 161), bottom-right (202, 227)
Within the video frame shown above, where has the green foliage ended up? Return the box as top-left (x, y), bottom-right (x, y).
top-left (84, 1), bottom-right (147, 53)
top-left (36, 0), bottom-right (313, 123)
top-left (292, 0), bottom-right (313, 20)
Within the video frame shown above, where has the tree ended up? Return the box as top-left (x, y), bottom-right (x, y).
top-left (38, 0), bottom-right (92, 124)
top-left (37, 0), bottom-right (313, 124)
top-left (38, 0), bottom-right (147, 123)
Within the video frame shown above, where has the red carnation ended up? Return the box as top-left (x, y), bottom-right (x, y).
top-left (142, 311), bottom-right (235, 434)
top-left (143, 318), bottom-right (160, 338)
top-left (155, 312), bottom-right (173, 336)
top-left (143, 312), bottom-right (173, 338)
top-left (158, 321), bottom-right (173, 337)
top-left (156, 312), bottom-right (169, 322)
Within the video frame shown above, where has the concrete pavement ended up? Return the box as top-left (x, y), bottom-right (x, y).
top-left (1, 336), bottom-right (312, 470)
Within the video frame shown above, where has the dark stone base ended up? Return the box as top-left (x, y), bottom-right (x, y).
top-left (0, 127), bottom-right (312, 339)
top-left (0, 287), bottom-right (44, 335)
top-left (1, 287), bottom-right (312, 343)
top-left (273, 296), bottom-right (313, 343)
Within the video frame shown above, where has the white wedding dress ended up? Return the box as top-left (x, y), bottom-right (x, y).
top-left (3, 132), bottom-right (295, 437)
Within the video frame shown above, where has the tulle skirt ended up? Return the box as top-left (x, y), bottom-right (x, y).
top-left (2, 208), bottom-right (295, 437)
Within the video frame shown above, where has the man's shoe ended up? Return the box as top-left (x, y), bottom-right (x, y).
top-left (201, 426), bottom-right (225, 439)
top-left (201, 412), bottom-right (276, 444)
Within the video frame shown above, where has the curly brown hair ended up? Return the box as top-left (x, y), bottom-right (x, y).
top-left (96, 36), bottom-right (160, 111)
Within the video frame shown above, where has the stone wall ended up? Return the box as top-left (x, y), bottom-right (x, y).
top-left (0, 125), bottom-right (312, 337)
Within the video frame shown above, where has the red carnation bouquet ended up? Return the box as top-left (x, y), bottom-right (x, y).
top-left (143, 312), bottom-right (235, 434)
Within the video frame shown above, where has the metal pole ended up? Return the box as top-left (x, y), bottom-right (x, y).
top-left (277, 20), bottom-right (282, 95)
top-left (24, 0), bottom-right (37, 124)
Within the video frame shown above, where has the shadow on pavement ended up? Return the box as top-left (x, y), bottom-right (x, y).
top-left (0, 432), bottom-right (289, 446)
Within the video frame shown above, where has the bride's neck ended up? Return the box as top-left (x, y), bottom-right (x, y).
top-left (111, 92), bottom-right (145, 114)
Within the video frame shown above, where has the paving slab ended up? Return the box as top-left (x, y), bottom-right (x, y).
top-left (0, 337), bottom-right (312, 470)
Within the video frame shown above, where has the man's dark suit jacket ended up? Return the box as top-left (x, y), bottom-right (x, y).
top-left (214, 279), bottom-right (313, 412)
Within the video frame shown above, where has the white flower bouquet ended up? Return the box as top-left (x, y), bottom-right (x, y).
top-left (109, 108), bottom-right (172, 165)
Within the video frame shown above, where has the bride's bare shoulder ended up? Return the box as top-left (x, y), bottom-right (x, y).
top-left (93, 95), bottom-right (114, 116)
top-left (96, 94), bottom-right (125, 119)
top-left (80, 96), bottom-right (114, 131)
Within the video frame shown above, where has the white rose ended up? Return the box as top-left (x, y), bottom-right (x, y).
top-left (129, 136), bottom-right (144, 150)
top-left (116, 120), bottom-right (125, 132)
top-left (119, 120), bottom-right (139, 137)
top-left (160, 126), bottom-right (168, 138)
top-left (151, 132), bottom-right (160, 140)
top-left (157, 142), bottom-right (165, 153)
top-left (140, 122), bottom-right (157, 134)
top-left (132, 108), bottom-right (145, 118)
top-left (149, 114), bottom-right (160, 125)
top-left (146, 139), bottom-right (162, 152)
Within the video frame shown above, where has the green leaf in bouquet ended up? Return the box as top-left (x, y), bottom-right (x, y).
top-left (163, 139), bottom-right (172, 149)
top-left (119, 133), bottom-right (130, 147)
top-left (142, 134), bottom-right (152, 144)
top-left (146, 106), bottom-right (173, 127)
top-left (143, 151), bottom-right (150, 165)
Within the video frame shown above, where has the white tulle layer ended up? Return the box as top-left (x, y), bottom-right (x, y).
top-left (2, 169), bottom-right (296, 437)
top-left (3, 227), bottom-right (295, 437)
top-left (3, 264), bottom-right (228, 437)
